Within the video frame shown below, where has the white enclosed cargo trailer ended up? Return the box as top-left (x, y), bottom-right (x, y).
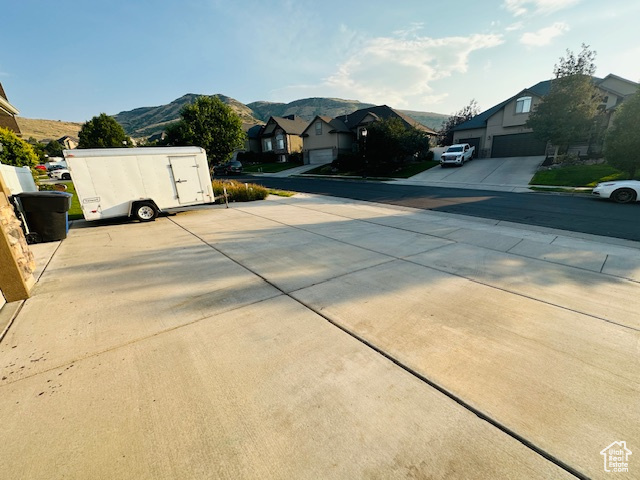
top-left (63, 147), bottom-right (215, 222)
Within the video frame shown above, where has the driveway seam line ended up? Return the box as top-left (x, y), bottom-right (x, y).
top-left (169, 215), bottom-right (588, 480)
top-left (234, 205), bottom-right (640, 332)
top-left (288, 292), bottom-right (588, 480)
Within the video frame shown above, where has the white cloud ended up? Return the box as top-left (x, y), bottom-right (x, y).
top-left (506, 21), bottom-right (524, 31)
top-left (520, 22), bottom-right (570, 46)
top-left (503, 0), bottom-right (581, 17)
top-left (274, 32), bottom-right (503, 109)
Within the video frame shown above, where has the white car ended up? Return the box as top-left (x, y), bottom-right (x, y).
top-left (49, 168), bottom-right (71, 181)
top-left (592, 180), bottom-right (640, 203)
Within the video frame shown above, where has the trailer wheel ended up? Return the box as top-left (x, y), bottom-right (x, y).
top-left (133, 202), bottom-right (158, 222)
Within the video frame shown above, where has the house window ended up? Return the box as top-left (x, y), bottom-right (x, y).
top-left (264, 139), bottom-right (272, 151)
top-left (515, 96), bottom-right (532, 114)
top-left (276, 134), bottom-right (285, 150)
top-left (315, 121), bottom-right (322, 135)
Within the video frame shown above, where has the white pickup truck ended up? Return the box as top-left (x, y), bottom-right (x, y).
top-left (440, 143), bottom-right (475, 167)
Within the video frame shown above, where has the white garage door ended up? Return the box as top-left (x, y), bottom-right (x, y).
top-left (308, 148), bottom-right (334, 165)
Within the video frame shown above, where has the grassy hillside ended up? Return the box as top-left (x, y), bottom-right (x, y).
top-left (247, 97), bottom-right (376, 123)
top-left (399, 110), bottom-right (447, 131)
top-left (113, 94), bottom-right (449, 137)
top-left (15, 117), bottom-right (82, 142)
top-left (114, 94), bottom-right (260, 137)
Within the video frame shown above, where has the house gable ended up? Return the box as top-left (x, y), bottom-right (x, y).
top-left (0, 82), bottom-right (21, 136)
top-left (259, 115), bottom-right (307, 156)
top-left (301, 115), bottom-right (353, 157)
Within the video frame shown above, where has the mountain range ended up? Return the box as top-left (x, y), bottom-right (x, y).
top-left (113, 95), bottom-right (449, 138)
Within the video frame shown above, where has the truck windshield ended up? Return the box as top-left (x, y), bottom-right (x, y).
top-left (447, 146), bottom-right (463, 152)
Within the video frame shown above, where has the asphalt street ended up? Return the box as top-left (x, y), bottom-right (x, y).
top-left (237, 175), bottom-right (640, 241)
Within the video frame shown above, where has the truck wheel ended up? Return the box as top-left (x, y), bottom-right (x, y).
top-left (133, 202), bottom-right (158, 222)
top-left (611, 188), bottom-right (636, 204)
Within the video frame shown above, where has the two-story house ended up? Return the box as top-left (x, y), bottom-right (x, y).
top-left (452, 74), bottom-right (638, 158)
top-left (259, 115), bottom-right (308, 162)
top-left (302, 105), bottom-right (436, 165)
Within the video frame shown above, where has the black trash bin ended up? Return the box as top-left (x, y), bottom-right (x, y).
top-left (15, 191), bottom-right (73, 243)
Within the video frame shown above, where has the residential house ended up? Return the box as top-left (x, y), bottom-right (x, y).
top-left (243, 123), bottom-right (264, 154)
top-left (302, 105), bottom-right (437, 165)
top-left (452, 74), bottom-right (639, 158)
top-left (300, 116), bottom-right (353, 164)
top-left (259, 115), bottom-right (308, 162)
top-left (57, 135), bottom-right (78, 150)
top-left (0, 82), bottom-right (21, 136)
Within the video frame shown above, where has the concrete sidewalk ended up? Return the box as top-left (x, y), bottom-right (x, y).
top-left (1, 194), bottom-right (638, 479)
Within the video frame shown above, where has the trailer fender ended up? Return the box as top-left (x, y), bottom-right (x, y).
top-left (130, 200), bottom-right (159, 222)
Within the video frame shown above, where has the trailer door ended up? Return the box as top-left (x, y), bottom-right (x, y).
top-left (169, 156), bottom-right (205, 204)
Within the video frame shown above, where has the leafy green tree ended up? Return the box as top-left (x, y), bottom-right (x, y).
top-left (364, 117), bottom-right (431, 174)
top-left (526, 45), bottom-right (601, 159)
top-left (604, 89), bottom-right (640, 178)
top-left (165, 96), bottom-right (246, 166)
top-left (0, 127), bottom-right (39, 167)
top-left (44, 139), bottom-right (65, 158)
top-left (78, 113), bottom-right (131, 148)
top-left (438, 99), bottom-right (480, 146)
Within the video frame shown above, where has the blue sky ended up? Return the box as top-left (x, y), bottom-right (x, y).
top-left (2, 0), bottom-right (639, 122)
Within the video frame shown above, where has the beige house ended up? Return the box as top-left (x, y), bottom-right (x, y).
top-left (302, 105), bottom-right (437, 165)
top-left (300, 116), bottom-right (354, 164)
top-left (453, 74), bottom-right (639, 158)
top-left (57, 135), bottom-right (78, 150)
top-left (0, 82), bottom-right (21, 136)
top-left (259, 115), bottom-right (307, 162)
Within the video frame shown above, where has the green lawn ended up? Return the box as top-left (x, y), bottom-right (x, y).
top-left (243, 162), bottom-right (301, 173)
top-left (304, 160), bottom-right (439, 178)
top-left (62, 182), bottom-right (83, 220)
top-left (383, 160), bottom-right (440, 178)
top-left (530, 164), bottom-right (638, 187)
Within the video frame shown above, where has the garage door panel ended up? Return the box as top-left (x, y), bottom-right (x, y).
top-left (491, 133), bottom-right (546, 158)
top-left (309, 149), bottom-right (334, 165)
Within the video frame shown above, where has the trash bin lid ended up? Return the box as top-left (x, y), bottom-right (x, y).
top-left (15, 191), bottom-right (73, 212)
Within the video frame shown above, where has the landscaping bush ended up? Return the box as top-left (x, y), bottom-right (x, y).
top-left (212, 180), bottom-right (268, 202)
top-left (236, 151), bottom-right (260, 164)
top-left (288, 152), bottom-right (303, 165)
top-left (331, 153), bottom-right (362, 173)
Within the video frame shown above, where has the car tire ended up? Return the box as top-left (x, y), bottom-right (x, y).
top-left (611, 188), bottom-right (637, 204)
top-left (61, 173), bottom-right (71, 180)
top-left (133, 201), bottom-right (158, 222)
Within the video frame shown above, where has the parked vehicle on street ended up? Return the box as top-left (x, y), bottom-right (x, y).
top-left (64, 146), bottom-right (215, 222)
top-left (592, 180), bottom-right (640, 203)
top-left (440, 144), bottom-right (475, 167)
top-left (49, 168), bottom-right (71, 181)
top-left (35, 164), bottom-right (47, 172)
top-left (214, 160), bottom-right (243, 175)
top-left (45, 160), bottom-right (67, 171)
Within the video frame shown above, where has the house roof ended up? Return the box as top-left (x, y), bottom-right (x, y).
top-left (301, 115), bottom-right (351, 136)
top-left (452, 80), bottom-right (552, 132)
top-left (341, 105), bottom-right (436, 135)
top-left (453, 73), bottom-right (639, 132)
top-left (261, 115), bottom-right (309, 137)
top-left (0, 82), bottom-right (21, 135)
top-left (243, 123), bottom-right (263, 139)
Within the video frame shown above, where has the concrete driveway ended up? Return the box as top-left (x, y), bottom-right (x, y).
top-left (404, 155), bottom-right (545, 191)
top-left (1, 194), bottom-right (639, 479)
